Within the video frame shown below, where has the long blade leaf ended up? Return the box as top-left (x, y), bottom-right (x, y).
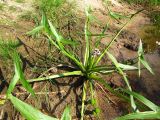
top-left (84, 6), bottom-right (90, 66)
top-left (28, 71), bottom-right (83, 83)
top-left (13, 52), bottom-right (34, 96)
top-left (115, 111), bottom-right (160, 120)
top-left (120, 88), bottom-right (160, 111)
top-left (140, 56), bottom-right (154, 74)
top-left (27, 26), bottom-right (44, 35)
top-left (7, 73), bottom-right (19, 95)
top-left (138, 40), bottom-right (154, 76)
top-left (118, 63), bottom-right (138, 70)
top-left (8, 94), bottom-right (57, 120)
top-left (61, 106), bottom-right (71, 120)
top-left (107, 52), bottom-right (137, 111)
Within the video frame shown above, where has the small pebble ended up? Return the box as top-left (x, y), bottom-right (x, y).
top-left (156, 41), bottom-right (160, 46)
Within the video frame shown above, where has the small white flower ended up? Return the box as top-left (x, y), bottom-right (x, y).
top-left (92, 48), bottom-right (101, 56)
top-left (156, 41), bottom-right (159, 44)
top-left (156, 41), bottom-right (160, 46)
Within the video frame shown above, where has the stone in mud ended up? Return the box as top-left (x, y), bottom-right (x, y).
top-left (120, 31), bottom-right (140, 51)
top-left (124, 43), bottom-right (138, 51)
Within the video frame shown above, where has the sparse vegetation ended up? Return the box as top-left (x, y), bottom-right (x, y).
top-left (18, 11), bottom-right (37, 21)
top-left (9, 6), bottom-right (17, 12)
top-left (0, 0), bottom-right (160, 120)
top-left (0, 3), bottom-right (5, 11)
top-left (15, 0), bottom-right (25, 3)
top-left (34, 0), bottom-right (77, 29)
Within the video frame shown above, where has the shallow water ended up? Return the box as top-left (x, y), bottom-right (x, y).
top-left (139, 25), bottom-right (160, 53)
top-left (128, 23), bottom-right (160, 105)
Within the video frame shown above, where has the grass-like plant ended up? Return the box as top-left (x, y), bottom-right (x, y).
top-left (26, 5), bottom-right (156, 119)
top-left (34, 0), bottom-right (77, 31)
top-left (116, 88), bottom-right (160, 120)
top-left (0, 39), bottom-right (20, 59)
top-left (0, 3), bottom-right (5, 11)
top-left (1, 3), bottom-right (159, 120)
top-left (1, 50), bottom-right (71, 120)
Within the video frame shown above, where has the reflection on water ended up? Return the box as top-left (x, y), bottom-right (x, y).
top-left (139, 10), bottom-right (160, 53)
top-left (139, 25), bottom-right (160, 53)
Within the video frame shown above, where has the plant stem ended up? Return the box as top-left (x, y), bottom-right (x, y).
top-left (89, 81), bottom-right (94, 100)
top-left (94, 20), bottom-right (131, 66)
top-left (27, 71), bottom-right (83, 83)
top-left (81, 82), bottom-right (87, 120)
top-left (94, 8), bottom-right (144, 66)
top-left (84, 7), bottom-right (90, 67)
top-left (90, 74), bottom-right (130, 102)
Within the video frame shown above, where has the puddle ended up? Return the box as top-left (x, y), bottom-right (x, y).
top-left (131, 20), bottom-right (160, 105)
top-left (124, 10), bottom-right (160, 105)
top-left (138, 10), bottom-right (160, 53)
top-left (139, 25), bottom-right (160, 53)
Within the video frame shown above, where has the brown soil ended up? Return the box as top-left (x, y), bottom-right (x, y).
top-left (0, 0), bottom-right (160, 120)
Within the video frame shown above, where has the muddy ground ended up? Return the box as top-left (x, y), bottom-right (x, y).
top-left (0, 0), bottom-right (160, 120)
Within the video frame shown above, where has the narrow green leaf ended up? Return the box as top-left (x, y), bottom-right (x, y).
top-left (60, 39), bottom-right (79, 46)
top-left (95, 21), bottom-right (110, 47)
top-left (94, 10), bottom-right (139, 66)
top-left (91, 65), bottom-right (115, 71)
top-left (138, 40), bottom-right (143, 56)
top-left (107, 52), bottom-right (119, 67)
top-left (107, 52), bottom-right (137, 111)
top-left (95, 19), bottom-right (131, 66)
top-left (8, 94), bottom-right (57, 120)
top-left (98, 70), bottom-right (116, 74)
top-left (109, 11), bottom-right (128, 21)
top-left (8, 51), bottom-right (35, 96)
top-left (115, 111), bottom-right (160, 120)
top-left (138, 40), bottom-right (154, 75)
top-left (41, 12), bottom-right (47, 26)
top-left (41, 14), bottom-right (85, 72)
top-left (47, 35), bottom-right (60, 49)
top-left (41, 12), bottom-right (51, 34)
top-left (84, 6), bottom-right (90, 67)
top-left (61, 106), bottom-right (71, 120)
top-left (48, 20), bottom-right (60, 40)
top-left (27, 26), bottom-right (44, 35)
top-left (7, 73), bottom-right (19, 95)
top-left (48, 20), bottom-right (65, 51)
top-left (28, 71), bottom-right (83, 83)
top-left (120, 88), bottom-right (160, 111)
top-left (118, 63), bottom-right (138, 70)
top-left (138, 57), bottom-right (141, 77)
top-left (81, 82), bottom-right (87, 120)
top-left (138, 39), bottom-right (143, 77)
top-left (140, 56), bottom-right (154, 74)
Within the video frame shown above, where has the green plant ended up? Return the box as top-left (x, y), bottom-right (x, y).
top-left (34, 0), bottom-right (77, 30)
top-left (0, 39), bottom-right (20, 59)
top-left (26, 5), bottom-right (156, 119)
top-left (116, 88), bottom-right (160, 120)
top-left (1, 2), bottom-right (157, 120)
top-left (0, 50), bottom-right (71, 120)
top-left (0, 3), bottom-right (5, 11)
